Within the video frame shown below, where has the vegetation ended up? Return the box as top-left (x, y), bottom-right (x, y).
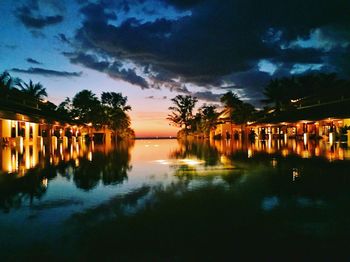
top-left (221, 91), bottom-right (256, 125)
top-left (0, 71), bottom-right (134, 140)
top-left (57, 90), bottom-right (134, 140)
top-left (17, 80), bottom-right (47, 100)
top-left (167, 95), bottom-right (198, 133)
top-left (262, 73), bottom-right (350, 110)
top-left (168, 92), bottom-right (255, 138)
top-left (168, 73), bottom-right (350, 139)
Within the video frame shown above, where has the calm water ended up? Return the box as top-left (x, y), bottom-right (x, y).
top-left (1, 138), bottom-right (350, 260)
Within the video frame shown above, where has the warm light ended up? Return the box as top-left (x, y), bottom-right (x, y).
top-left (302, 150), bottom-right (309, 158)
top-left (42, 178), bottom-right (48, 188)
top-left (88, 151), bottom-right (93, 161)
top-left (290, 98), bottom-right (301, 103)
top-left (282, 149), bottom-right (289, 157)
top-left (180, 158), bottom-right (204, 166)
top-left (271, 158), bottom-right (277, 167)
top-left (292, 168), bottom-right (300, 181)
top-left (155, 159), bottom-right (169, 165)
top-left (247, 149), bottom-right (253, 158)
top-left (329, 132), bottom-right (334, 145)
top-left (303, 133), bottom-right (308, 146)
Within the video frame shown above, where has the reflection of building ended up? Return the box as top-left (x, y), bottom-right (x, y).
top-left (210, 133), bottom-right (350, 162)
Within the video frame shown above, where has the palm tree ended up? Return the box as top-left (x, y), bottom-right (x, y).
top-left (262, 79), bottom-right (285, 110)
top-left (72, 90), bottom-right (101, 123)
top-left (220, 91), bottom-right (256, 126)
top-left (199, 105), bottom-right (219, 137)
top-left (101, 92), bottom-right (131, 112)
top-left (0, 71), bottom-right (20, 98)
top-left (220, 91), bottom-right (242, 111)
top-left (167, 95), bottom-right (198, 133)
top-left (18, 80), bottom-right (47, 100)
top-left (101, 92), bottom-right (132, 140)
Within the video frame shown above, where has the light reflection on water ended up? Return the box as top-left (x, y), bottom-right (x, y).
top-left (1, 138), bottom-right (350, 213)
top-left (1, 138), bottom-right (350, 259)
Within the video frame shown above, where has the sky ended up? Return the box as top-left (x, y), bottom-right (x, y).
top-left (0, 0), bottom-right (349, 137)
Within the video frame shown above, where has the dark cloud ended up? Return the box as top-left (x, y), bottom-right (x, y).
top-left (30, 30), bottom-right (46, 38)
top-left (166, 0), bottom-right (205, 9)
top-left (16, 5), bottom-right (63, 29)
top-left (66, 0), bottom-right (350, 102)
top-left (145, 95), bottom-right (169, 100)
top-left (11, 67), bottom-right (82, 77)
top-left (109, 68), bottom-right (149, 89)
top-left (80, 3), bottom-right (116, 23)
top-left (63, 52), bottom-right (149, 89)
top-left (56, 33), bottom-right (71, 44)
top-left (1, 44), bottom-right (17, 50)
top-left (26, 58), bottom-right (42, 65)
top-left (192, 91), bottom-right (223, 102)
top-left (275, 48), bottom-right (325, 64)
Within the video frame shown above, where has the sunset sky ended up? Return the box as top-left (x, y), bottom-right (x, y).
top-left (0, 0), bottom-right (349, 137)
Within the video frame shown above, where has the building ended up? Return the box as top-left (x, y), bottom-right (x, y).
top-left (211, 98), bottom-right (350, 142)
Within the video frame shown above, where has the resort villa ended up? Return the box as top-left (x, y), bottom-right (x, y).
top-left (212, 97), bottom-right (350, 144)
top-left (0, 93), bottom-right (115, 174)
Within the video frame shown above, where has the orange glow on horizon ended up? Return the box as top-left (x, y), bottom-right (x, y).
top-left (130, 111), bottom-right (178, 137)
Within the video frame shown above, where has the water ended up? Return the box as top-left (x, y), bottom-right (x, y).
top-left (1, 138), bottom-right (350, 260)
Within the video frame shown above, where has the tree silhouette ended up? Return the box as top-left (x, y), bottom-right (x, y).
top-left (18, 80), bottom-right (47, 100)
top-left (167, 95), bottom-right (198, 133)
top-left (101, 92), bottom-right (132, 139)
top-left (198, 105), bottom-right (219, 136)
top-left (72, 90), bottom-right (101, 124)
top-left (0, 71), bottom-right (20, 98)
top-left (221, 91), bottom-right (255, 125)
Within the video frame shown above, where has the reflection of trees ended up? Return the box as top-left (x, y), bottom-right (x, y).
top-left (73, 142), bottom-right (133, 190)
top-left (170, 139), bottom-right (220, 166)
top-left (0, 169), bottom-right (47, 213)
top-left (0, 141), bottom-right (133, 212)
top-left (169, 139), bottom-right (246, 185)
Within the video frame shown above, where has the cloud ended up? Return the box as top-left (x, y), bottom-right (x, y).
top-left (56, 33), bottom-right (71, 44)
top-left (11, 67), bottom-right (82, 77)
top-left (26, 58), bottom-right (42, 65)
top-left (64, 0), bottom-right (350, 102)
top-left (63, 52), bottom-right (149, 89)
top-left (16, 5), bottom-right (63, 29)
top-left (30, 30), bottom-right (46, 38)
top-left (1, 43), bottom-right (17, 50)
top-left (191, 91), bottom-right (223, 102)
top-left (145, 95), bottom-right (168, 100)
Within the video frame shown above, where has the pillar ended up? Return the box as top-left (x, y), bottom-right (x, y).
top-left (1, 119), bottom-right (11, 138)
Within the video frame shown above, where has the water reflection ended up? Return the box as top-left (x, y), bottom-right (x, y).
top-left (212, 137), bottom-right (350, 161)
top-left (2, 138), bottom-right (350, 259)
top-left (66, 139), bottom-right (350, 260)
top-left (0, 141), bottom-right (133, 212)
top-left (168, 140), bottom-right (241, 179)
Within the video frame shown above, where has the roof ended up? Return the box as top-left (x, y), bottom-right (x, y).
top-left (253, 98), bottom-right (350, 125)
top-left (0, 97), bottom-right (79, 125)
